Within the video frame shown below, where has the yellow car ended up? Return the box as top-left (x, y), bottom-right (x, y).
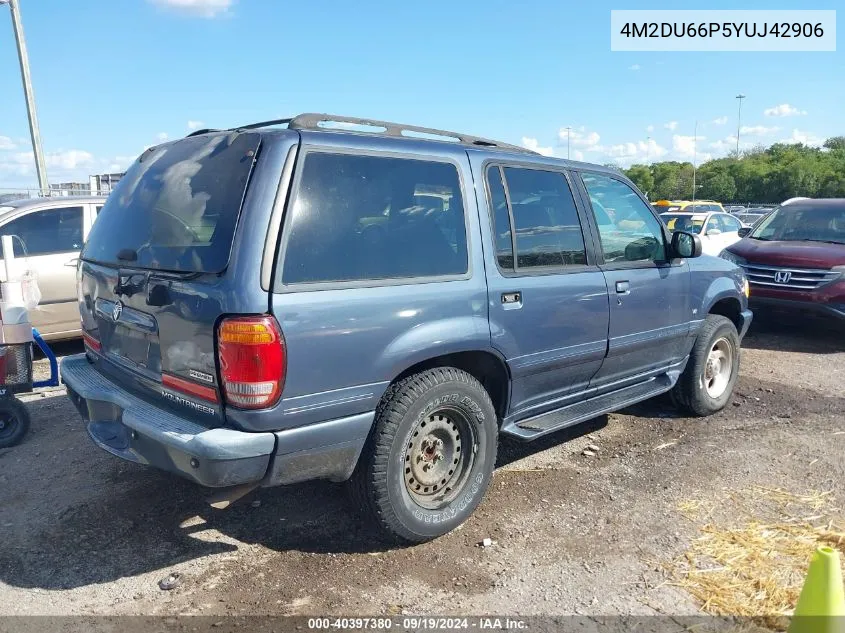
top-left (653, 200), bottom-right (726, 214)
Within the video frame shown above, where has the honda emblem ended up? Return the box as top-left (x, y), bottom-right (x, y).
top-left (773, 271), bottom-right (792, 284)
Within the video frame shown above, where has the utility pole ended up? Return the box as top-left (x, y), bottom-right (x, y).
top-left (2, 0), bottom-right (49, 195)
top-left (735, 94), bottom-right (746, 157)
top-left (565, 126), bottom-right (571, 160)
top-left (692, 121), bottom-right (698, 201)
top-left (646, 136), bottom-right (651, 165)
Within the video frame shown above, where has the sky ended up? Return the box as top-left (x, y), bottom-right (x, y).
top-left (0, 0), bottom-right (842, 189)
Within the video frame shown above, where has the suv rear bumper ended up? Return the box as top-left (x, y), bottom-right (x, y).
top-left (61, 354), bottom-right (373, 488)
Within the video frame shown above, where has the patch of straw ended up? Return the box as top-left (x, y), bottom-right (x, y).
top-left (667, 488), bottom-right (844, 631)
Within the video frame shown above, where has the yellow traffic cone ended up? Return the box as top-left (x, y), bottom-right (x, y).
top-left (789, 546), bottom-right (845, 633)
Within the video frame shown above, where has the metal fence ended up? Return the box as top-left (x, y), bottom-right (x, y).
top-left (0, 187), bottom-right (114, 204)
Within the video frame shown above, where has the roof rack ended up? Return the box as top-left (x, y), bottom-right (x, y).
top-left (287, 113), bottom-right (536, 154)
top-left (185, 113), bottom-right (536, 154)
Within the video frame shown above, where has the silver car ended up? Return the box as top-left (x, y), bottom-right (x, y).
top-left (0, 196), bottom-right (105, 340)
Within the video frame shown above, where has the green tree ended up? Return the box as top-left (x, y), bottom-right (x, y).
top-left (639, 136), bottom-right (845, 203)
top-left (823, 136), bottom-right (845, 151)
top-left (625, 164), bottom-right (654, 197)
top-left (699, 170), bottom-right (737, 201)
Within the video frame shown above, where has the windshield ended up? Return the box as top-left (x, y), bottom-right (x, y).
top-left (82, 132), bottom-right (260, 273)
top-left (750, 204), bottom-right (845, 244)
top-left (661, 214), bottom-right (705, 234)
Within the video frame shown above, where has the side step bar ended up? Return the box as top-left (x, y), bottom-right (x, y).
top-left (501, 374), bottom-right (674, 441)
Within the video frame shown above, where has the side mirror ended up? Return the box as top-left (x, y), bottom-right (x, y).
top-left (671, 231), bottom-right (702, 259)
top-left (738, 227), bottom-right (752, 237)
top-left (706, 228), bottom-right (722, 236)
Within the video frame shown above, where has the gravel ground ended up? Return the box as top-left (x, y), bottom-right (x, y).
top-left (0, 315), bottom-right (842, 617)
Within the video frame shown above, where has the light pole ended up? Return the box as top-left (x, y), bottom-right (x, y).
top-left (1, 0), bottom-right (49, 195)
top-left (565, 126), bottom-right (571, 160)
top-left (735, 94), bottom-right (746, 157)
top-left (646, 136), bottom-right (651, 165)
top-left (692, 121), bottom-right (698, 201)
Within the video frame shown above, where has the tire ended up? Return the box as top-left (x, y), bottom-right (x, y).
top-left (0, 397), bottom-right (31, 448)
top-left (672, 314), bottom-right (740, 417)
top-left (350, 367), bottom-right (498, 543)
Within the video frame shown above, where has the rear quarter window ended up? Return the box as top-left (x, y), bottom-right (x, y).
top-left (280, 152), bottom-right (468, 285)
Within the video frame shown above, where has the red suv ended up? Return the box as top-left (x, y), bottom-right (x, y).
top-left (720, 199), bottom-right (845, 322)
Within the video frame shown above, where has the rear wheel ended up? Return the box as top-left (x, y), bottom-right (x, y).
top-left (672, 314), bottom-right (740, 416)
top-left (351, 367), bottom-right (498, 543)
top-left (0, 397), bottom-right (31, 448)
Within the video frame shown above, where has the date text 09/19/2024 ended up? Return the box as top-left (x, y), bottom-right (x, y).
top-left (306, 617), bottom-right (528, 630)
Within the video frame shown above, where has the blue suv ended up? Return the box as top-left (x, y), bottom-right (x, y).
top-left (61, 114), bottom-right (752, 542)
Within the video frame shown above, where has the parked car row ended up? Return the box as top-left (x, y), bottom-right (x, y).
top-left (657, 197), bottom-right (844, 322)
top-left (659, 210), bottom-right (745, 256)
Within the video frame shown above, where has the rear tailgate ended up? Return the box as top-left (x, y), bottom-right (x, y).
top-left (78, 131), bottom-right (262, 425)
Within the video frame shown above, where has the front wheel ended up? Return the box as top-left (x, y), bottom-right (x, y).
top-left (351, 367), bottom-right (498, 543)
top-left (0, 397), bottom-right (31, 448)
top-left (672, 314), bottom-right (741, 416)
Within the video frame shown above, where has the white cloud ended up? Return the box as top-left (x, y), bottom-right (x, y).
top-left (664, 121), bottom-right (678, 131)
top-left (672, 134), bottom-right (706, 159)
top-left (0, 136), bottom-right (15, 151)
top-left (521, 137), bottom-right (555, 157)
top-left (710, 137), bottom-right (738, 153)
top-left (629, 64), bottom-right (641, 71)
top-left (45, 150), bottom-right (96, 170)
top-left (764, 103), bottom-right (807, 117)
top-left (558, 126), bottom-right (602, 151)
top-left (739, 125), bottom-right (779, 136)
top-left (784, 129), bottom-right (824, 146)
top-left (712, 116), bottom-right (728, 125)
top-left (148, 0), bottom-right (234, 18)
top-left (187, 120), bottom-right (204, 131)
top-left (572, 149), bottom-right (585, 161)
top-left (606, 138), bottom-right (668, 166)
top-left (156, 132), bottom-right (169, 142)
top-left (646, 125), bottom-right (654, 133)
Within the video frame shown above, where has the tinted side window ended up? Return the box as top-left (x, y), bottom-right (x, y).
top-left (282, 153), bottom-right (468, 284)
top-left (501, 167), bottom-right (586, 268)
top-left (581, 173), bottom-right (667, 263)
top-left (486, 166), bottom-right (514, 269)
top-left (1, 207), bottom-right (84, 257)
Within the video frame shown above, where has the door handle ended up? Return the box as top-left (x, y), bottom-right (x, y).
top-left (615, 281), bottom-right (630, 295)
top-left (501, 291), bottom-right (522, 304)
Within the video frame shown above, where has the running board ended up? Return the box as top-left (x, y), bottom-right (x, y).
top-left (501, 374), bottom-right (674, 441)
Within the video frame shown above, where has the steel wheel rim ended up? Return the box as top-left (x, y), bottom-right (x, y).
top-left (403, 407), bottom-right (477, 510)
top-left (704, 337), bottom-right (733, 398)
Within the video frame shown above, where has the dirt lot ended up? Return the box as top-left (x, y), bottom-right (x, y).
top-left (0, 315), bottom-right (842, 617)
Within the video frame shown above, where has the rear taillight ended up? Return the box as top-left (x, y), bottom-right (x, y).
top-left (217, 316), bottom-right (285, 409)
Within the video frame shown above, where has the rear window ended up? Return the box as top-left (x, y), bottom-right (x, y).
top-left (82, 132), bottom-right (260, 273)
top-left (280, 152), bottom-right (467, 285)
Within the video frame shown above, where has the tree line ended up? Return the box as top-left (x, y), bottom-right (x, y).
top-left (623, 136), bottom-right (845, 203)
